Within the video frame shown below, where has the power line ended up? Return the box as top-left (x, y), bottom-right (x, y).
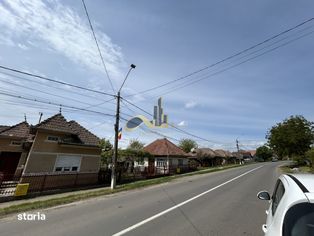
top-left (121, 97), bottom-right (229, 145)
top-left (0, 91), bottom-right (115, 117)
top-left (81, 0), bottom-right (116, 93)
top-left (0, 65), bottom-right (115, 97)
top-left (126, 17), bottom-right (314, 98)
top-left (0, 71), bottom-right (113, 101)
top-left (156, 29), bottom-right (314, 97)
top-left (0, 77), bottom-right (100, 107)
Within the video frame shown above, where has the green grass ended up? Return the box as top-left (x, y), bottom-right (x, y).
top-left (0, 163), bottom-right (242, 217)
top-left (280, 165), bottom-right (314, 174)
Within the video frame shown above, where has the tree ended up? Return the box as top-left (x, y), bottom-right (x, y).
top-left (256, 145), bottom-right (273, 161)
top-left (305, 148), bottom-right (314, 168)
top-left (99, 138), bottom-right (113, 151)
top-left (179, 138), bottom-right (198, 153)
top-left (266, 115), bottom-right (314, 160)
top-left (99, 139), bottom-right (113, 166)
top-left (127, 139), bottom-right (145, 151)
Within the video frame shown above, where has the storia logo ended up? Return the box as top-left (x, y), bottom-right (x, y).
top-left (17, 212), bottom-right (46, 221)
top-left (125, 97), bottom-right (168, 131)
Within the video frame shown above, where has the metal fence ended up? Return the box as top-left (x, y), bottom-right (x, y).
top-left (0, 164), bottom-right (197, 200)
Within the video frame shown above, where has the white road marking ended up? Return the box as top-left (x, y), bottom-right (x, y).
top-left (113, 165), bottom-right (264, 236)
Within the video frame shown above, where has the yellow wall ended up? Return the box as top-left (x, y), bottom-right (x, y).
top-left (0, 138), bottom-right (24, 152)
top-left (31, 131), bottom-right (101, 156)
top-left (24, 130), bottom-right (101, 174)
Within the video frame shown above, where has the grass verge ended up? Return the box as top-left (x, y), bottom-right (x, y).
top-left (0, 163), bottom-right (242, 217)
top-left (279, 164), bottom-right (313, 174)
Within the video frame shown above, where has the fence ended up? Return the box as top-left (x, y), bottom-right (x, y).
top-left (0, 172), bottom-right (100, 198)
top-left (99, 164), bottom-right (198, 184)
top-left (0, 164), bottom-right (198, 200)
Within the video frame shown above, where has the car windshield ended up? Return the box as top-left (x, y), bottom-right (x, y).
top-left (283, 202), bottom-right (314, 236)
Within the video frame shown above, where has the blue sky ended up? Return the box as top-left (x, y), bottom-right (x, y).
top-left (0, 0), bottom-right (313, 151)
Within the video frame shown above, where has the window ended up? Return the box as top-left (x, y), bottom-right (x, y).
top-left (283, 203), bottom-right (314, 236)
top-left (271, 180), bottom-right (285, 215)
top-left (156, 158), bottom-right (166, 167)
top-left (54, 156), bottom-right (81, 172)
top-left (10, 141), bottom-right (22, 146)
top-left (47, 136), bottom-right (59, 142)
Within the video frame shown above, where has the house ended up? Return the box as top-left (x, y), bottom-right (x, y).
top-left (189, 148), bottom-right (216, 167)
top-left (142, 138), bottom-right (189, 174)
top-left (0, 122), bottom-right (33, 181)
top-left (239, 150), bottom-right (254, 162)
top-left (1, 113), bottom-right (101, 193)
top-left (189, 148), bottom-right (242, 166)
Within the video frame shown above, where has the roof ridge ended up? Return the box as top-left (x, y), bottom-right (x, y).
top-left (68, 120), bottom-right (100, 140)
top-left (0, 121), bottom-right (29, 133)
top-left (35, 113), bottom-right (66, 128)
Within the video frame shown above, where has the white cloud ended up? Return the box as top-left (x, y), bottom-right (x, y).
top-left (0, 0), bottom-right (124, 79)
top-left (177, 120), bottom-right (187, 127)
top-left (17, 43), bottom-right (29, 50)
top-left (185, 101), bottom-right (197, 109)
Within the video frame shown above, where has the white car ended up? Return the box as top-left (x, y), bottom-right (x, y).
top-left (257, 174), bottom-right (314, 236)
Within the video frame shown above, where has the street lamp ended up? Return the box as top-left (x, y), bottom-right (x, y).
top-left (111, 64), bottom-right (136, 189)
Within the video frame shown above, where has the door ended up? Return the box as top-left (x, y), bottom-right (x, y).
top-left (0, 152), bottom-right (21, 181)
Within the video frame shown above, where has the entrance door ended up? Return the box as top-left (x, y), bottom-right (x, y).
top-left (0, 152), bottom-right (21, 181)
top-left (148, 159), bottom-right (155, 176)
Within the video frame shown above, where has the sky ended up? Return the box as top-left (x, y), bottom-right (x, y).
top-left (0, 0), bottom-right (313, 151)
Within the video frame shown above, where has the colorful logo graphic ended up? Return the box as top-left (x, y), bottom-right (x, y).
top-left (125, 97), bottom-right (168, 131)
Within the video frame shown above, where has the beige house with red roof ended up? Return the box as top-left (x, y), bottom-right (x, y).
top-left (1, 113), bottom-right (101, 191)
top-left (142, 138), bottom-right (189, 174)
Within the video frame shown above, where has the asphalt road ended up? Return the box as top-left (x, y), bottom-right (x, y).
top-left (0, 162), bottom-right (283, 236)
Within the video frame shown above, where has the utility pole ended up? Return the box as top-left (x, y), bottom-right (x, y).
top-left (111, 64), bottom-right (136, 190)
top-left (236, 139), bottom-right (240, 152)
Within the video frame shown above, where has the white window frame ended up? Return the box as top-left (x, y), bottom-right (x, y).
top-left (54, 155), bottom-right (82, 172)
top-left (156, 158), bottom-right (166, 167)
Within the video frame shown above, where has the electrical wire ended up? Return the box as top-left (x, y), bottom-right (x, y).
top-left (81, 0), bottom-right (116, 93)
top-left (0, 65), bottom-right (115, 97)
top-left (0, 71), bottom-right (113, 101)
top-left (0, 91), bottom-right (115, 117)
top-left (126, 17), bottom-right (314, 98)
top-left (120, 98), bottom-right (231, 145)
top-left (156, 29), bottom-right (314, 97)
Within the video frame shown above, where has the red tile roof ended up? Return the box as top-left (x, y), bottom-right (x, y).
top-left (0, 122), bottom-right (30, 139)
top-left (0, 125), bottom-right (10, 132)
top-left (33, 113), bottom-right (74, 134)
top-left (68, 120), bottom-right (100, 146)
top-left (144, 138), bottom-right (187, 157)
top-left (33, 113), bottom-right (100, 147)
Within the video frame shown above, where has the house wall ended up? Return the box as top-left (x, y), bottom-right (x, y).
top-left (0, 138), bottom-right (24, 152)
top-left (23, 130), bottom-right (101, 174)
top-left (31, 131), bottom-right (100, 155)
top-left (134, 157), bottom-right (149, 167)
top-left (154, 156), bottom-right (189, 174)
top-left (0, 137), bottom-right (29, 177)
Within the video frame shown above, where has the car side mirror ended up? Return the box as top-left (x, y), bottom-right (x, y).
top-left (257, 191), bottom-right (271, 200)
